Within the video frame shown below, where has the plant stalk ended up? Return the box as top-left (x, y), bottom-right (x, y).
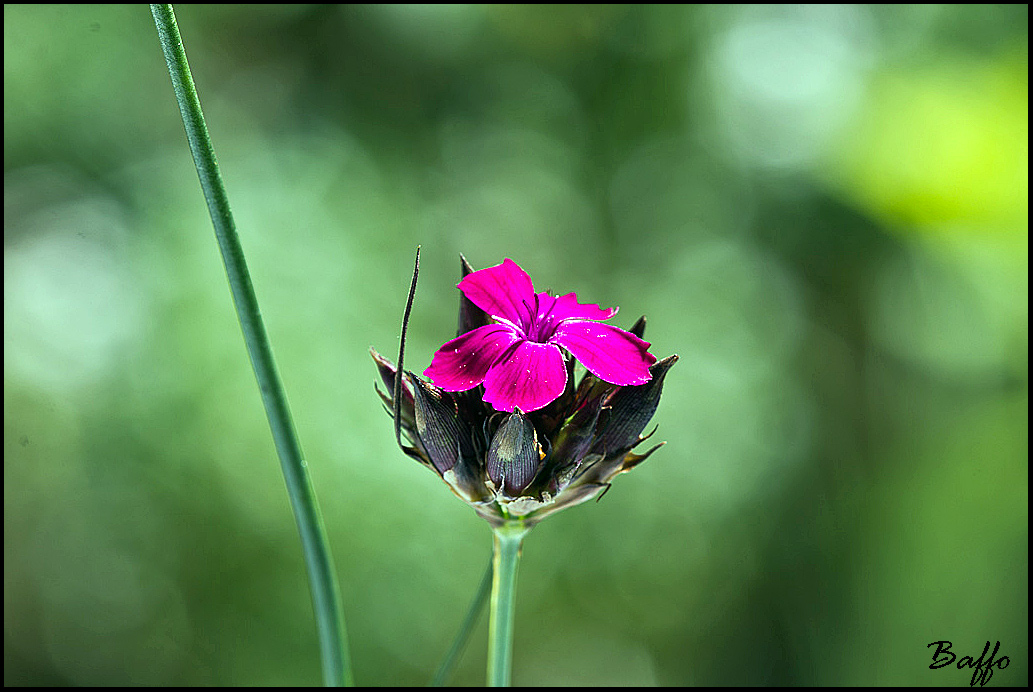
top-left (149, 4), bottom-right (352, 686)
top-left (487, 523), bottom-right (530, 687)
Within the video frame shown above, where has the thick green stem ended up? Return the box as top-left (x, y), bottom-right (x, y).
top-left (149, 5), bottom-right (352, 686)
top-left (487, 523), bottom-right (530, 687)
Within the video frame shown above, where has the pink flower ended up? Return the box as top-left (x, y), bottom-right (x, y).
top-left (424, 258), bottom-right (657, 412)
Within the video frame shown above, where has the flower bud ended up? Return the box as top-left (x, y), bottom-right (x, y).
top-left (412, 377), bottom-right (467, 474)
top-left (486, 412), bottom-right (543, 495)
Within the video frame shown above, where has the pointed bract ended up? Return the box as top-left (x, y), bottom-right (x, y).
top-left (371, 347), bottom-right (414, 421)
top-left (629, 315), bottom-right (647, 339)
top-left (593, 355), bottom-right (678, 456)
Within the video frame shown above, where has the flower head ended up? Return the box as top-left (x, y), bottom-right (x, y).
top-left (372, 253), bottom-right (677, 528)
top-left (424, 258), bottom-right (657, 412)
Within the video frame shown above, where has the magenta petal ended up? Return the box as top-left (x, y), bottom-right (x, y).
top-left (551, 320), bottom-right (657, 386)
top-left (482, 341), bottom-right (567, 413)
top-left (533, 291), bottom-right (618, 340)
top-left (550, 292), bottom-right (618, 322)
top-left (423, 324), bottom-right (521, 391)
top-left (457, 259), bottom-right (536, 332)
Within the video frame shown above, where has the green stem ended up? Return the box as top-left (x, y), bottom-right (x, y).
top-left (149, 5), bottom-right (352, 687)
top-left (487, 523), bottom-right (530, 687)
top-left (430, 556), bottom-right (493, 686)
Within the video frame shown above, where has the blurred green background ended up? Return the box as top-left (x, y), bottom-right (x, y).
top-left (4, 4), bottom-right (1027, 686)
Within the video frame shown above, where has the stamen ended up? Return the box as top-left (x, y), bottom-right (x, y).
top-left (520, 295), bottom-right (536, 335)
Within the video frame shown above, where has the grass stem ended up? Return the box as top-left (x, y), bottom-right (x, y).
top-left (149, 5), bottom-right (352, 686)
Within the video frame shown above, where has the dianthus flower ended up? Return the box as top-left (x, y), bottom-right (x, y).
top-left (424, 258), bottom-right (656, 412)
top-left (372, 254), bottom-right (676, 528)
